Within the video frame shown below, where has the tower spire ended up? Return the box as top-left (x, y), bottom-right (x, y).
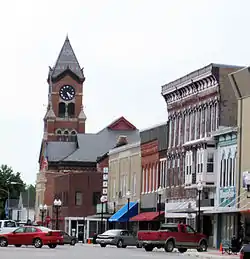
top-left (51, 36), bottom-right (84, 81)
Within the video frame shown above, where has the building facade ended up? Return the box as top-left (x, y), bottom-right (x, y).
top-left (207, 126), bottom-right (238, 248)
top-left (161, 64), bottom-right (242, 234)
top-left (229, 67), bottom-right (250, 241)
top-left (108, 141), bottom-right (141, 209)
top-left (140, 123), bottom-right (168, 213)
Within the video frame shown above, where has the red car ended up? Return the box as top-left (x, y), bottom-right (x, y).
top-left (0, 226), bottom-right (63, 248)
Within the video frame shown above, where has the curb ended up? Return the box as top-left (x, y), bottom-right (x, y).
top-left (185, 252), bottom-right (239, 259)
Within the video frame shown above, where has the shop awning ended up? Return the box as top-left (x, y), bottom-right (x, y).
top-left (130, 211), bottom-right (164, 222)
top-left (108, 201), bottom-right (139, 222)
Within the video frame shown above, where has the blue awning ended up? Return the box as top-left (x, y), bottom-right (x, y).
top-left (108, 201), bottom-right (139, 222)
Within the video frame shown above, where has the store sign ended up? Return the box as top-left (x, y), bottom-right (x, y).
top-left (219, 187), bottom-right (236, 208)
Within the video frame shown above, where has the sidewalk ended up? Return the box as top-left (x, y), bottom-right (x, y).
top-left (184, 249), bottom-right (240, 259)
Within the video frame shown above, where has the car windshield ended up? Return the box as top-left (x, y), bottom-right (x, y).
top-left (102, 230), bottom-right (120, 235)
top-left (37, 227), bottom-right (52, 232)
top-left (3, 221), bottom-right (16, 227)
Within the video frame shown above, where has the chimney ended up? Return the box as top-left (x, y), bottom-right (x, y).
top-left (116, 135), bottom-right (128, 147)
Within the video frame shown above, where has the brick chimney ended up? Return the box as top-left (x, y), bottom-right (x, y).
top-left (116, 135), bottom-right (128, 147)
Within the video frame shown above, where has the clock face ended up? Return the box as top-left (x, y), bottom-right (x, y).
top-left (59, 85), bottom-right (75, 101)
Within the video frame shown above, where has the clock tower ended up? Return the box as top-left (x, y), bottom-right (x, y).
top-left (43, 36), bottom-right (87, 141)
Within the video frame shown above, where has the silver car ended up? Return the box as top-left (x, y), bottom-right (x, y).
top-left (96, 229), bottom-right (140, 248)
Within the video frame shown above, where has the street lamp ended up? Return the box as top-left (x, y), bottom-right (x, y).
top-left (126, 190), bottom-right (132, 230)
top-left (39, 204), bottom-right (47, 226)
top-left (100, 195), bottom-right (107, 233)
top-left (157, 186), bottom-right (164, 222)
top-left (53, 199), bottom-right (62, 230)
top-left (197, 181), bottom-right (203, 233)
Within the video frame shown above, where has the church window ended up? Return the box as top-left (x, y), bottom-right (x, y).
top-left (59, 102), bottom-right (66, 117)
top-left (56, 129), bottom-right (62, 135)
top-left (68, 103), bottom-right (75, 117)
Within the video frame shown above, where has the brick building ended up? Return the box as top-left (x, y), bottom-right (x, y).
top-left (161, 63), bottom-right (242, 231)
top-left (137, 123), bottom-right (168, 228)
top-left (35, 37), bottom-right (139, 236)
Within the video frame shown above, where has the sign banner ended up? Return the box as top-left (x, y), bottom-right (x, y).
top-left (219, 186), bottom-right (236, 208)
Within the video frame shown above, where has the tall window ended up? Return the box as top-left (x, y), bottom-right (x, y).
top-left (152, 165), bottom-right (155, 192)
top-left (207, 152), bottom-right (214, 173)
top-left (142, 168), bottom-right (145, 193)
top-left (75, 192), bottom-right (82, 206)
top-left (215, 102), bottom-right (219, 130)
top-left (122, 175), bottom-right (126, 196)
top-left (68, 103), bottom-right (75, 117)
top-left (132, 173), bottom-right (136, 196)
top-left (189, 112), bottom-right (193, 141)
top-left (177, 158), bottom-right (180, 186)
top-left (58, 102), bottom-right (66, 117)
top-left (168, 120), bottom-right (172, 148)
top-left (220, 159), bottom-right (223, 187)
top-left (172, 159), bottom-right (175, 186)
top-left (166, 160), bottom-right (170, 187)
top-left (173, 118), bottom-right (177, 147)
top-left (145, 168), bottom-right (148, 193)
top-left (204, 107), bottom-right (208, 137)
top-left (184, 114), bottom-right (187, 143)
top-left (178, 115), bottom-right (182, 145)
top-left (194, 110), bottom-right (197, 140)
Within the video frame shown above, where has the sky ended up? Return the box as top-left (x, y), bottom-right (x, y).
top-left (0, 0), bottom-right (249, 184)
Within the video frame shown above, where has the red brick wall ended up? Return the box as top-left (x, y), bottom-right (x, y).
top-left (54, 170), bottom-right (103, 218)
top-left (141, 140), bottom-right (159, 193)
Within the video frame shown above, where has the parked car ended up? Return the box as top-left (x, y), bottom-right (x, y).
top-left (137, 223), bottom-right (208, 253)
top-left (0, 220), bottom-right (18, 233)
top-left (0, 226), bottom-right (63, 248)
top-left (61, 231), bottom-right (78, 246)
top-left (96, 229), bottom-right (140, 248)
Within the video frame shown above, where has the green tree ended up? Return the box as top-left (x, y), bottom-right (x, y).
top-left (0, 164), bottom-right (25, 218)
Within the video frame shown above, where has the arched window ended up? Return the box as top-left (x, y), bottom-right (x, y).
top-left (56, 129), bottom-right (62, 135)
top-left (59, 102), bottom-right (66, 117)
top-left (68, 103), bottom-right (75, 117)
top-left (64, 130), bottom-right (69, 135)
top-left (71, 130), bottom-right (76, 135)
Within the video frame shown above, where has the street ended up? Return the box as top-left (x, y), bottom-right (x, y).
top-left (0, 244), bottom-right (192, 259)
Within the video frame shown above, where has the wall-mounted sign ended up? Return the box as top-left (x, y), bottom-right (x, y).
top-left (219, 186), bottom-right (236, 208)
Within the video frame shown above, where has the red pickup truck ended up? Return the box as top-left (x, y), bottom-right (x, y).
top-left (137, 223), bottom-right (208, 253)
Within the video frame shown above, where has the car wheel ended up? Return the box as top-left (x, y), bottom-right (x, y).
top-left (33, 238), bottom-right (43, 248)
top-left (197, 240), bottom-right (208, 252)
top-left (0, 237), bottom-right (8, 247)
top-left (165, 240), bottom-right (174, 252)
top-left (144, 245), bottom-right (154, 251)
top-left (117, 239), bottom-right (123, 248)
top-left (178, 248), bottom-right (187, 253)
top-left (70, 239), bottom-right (76, 246)
top-left (136, 243), bottom-right (142, 248)
top-left (48, 244), bottom-right (57, 249)
top-left (15, 244), bottom-right (22, 247)
top-left (100, 244), bottom-right (106, 247)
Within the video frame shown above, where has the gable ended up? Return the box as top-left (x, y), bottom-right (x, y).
top-left (107, 116), bottom-right (136, 131)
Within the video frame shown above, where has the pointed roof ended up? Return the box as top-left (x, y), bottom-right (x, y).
top-left (51, 36), bottom-right (85, 81)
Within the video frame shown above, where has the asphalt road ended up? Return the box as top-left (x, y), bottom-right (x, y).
top-left (0, 243), bottom-right (191, 259)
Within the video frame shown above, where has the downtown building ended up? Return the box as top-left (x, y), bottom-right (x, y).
top-left (161, 63), bottom-right (242, 247)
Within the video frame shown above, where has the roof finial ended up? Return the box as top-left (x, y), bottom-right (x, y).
top-left (66, 33), bottom-right (69, 41)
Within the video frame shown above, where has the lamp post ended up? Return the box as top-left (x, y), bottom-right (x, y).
top-left (100, 195), bottom-right (107, 233)
top-left (197, 181), bottom-right (203, 233)
top-left (157, 186), bottom-right (164, 223)
top-left (126, 190), bottom-right (131, 230)
top-left (39, 204), bottom-right (47, 225)
top-left (53, 199), bottom-right (62, 230)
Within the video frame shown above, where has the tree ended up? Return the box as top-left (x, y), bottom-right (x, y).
top-left (0, 164), bottom-right (25, 218)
